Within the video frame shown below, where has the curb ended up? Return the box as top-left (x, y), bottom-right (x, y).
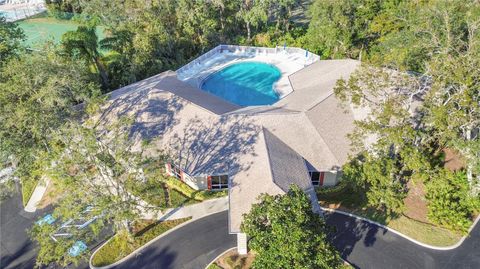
top-left (89, 210), bottom-right (227, 269)
top-left (322, 207), bottom-right (480, 250)
top-left (204, 247), bottom-right (237, 269)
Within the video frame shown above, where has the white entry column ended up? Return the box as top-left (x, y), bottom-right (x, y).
top-left (237, 233), bottom-right (248, 255)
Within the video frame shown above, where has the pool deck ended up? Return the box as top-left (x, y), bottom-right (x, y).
top-left (0, 2), bottom-right (46, 22)
top-left (177, 46), bottom-right (318, 99)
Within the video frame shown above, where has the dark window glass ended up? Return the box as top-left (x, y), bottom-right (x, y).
top-left (310, 172), bottom-right (320, 186)
top-left (171, 164), bottom-right (182, 179)
top-left (210, 175), bottom-right (229, 189)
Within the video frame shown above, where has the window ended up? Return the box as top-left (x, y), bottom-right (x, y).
top-left (309, 172), bottom-right (320, 186)
top-left (309, 171), bottom-right (325, 186)
top-left (209, 175), bottom-right (229, 190)
top-left (170, 163), bottom-right (183, 180)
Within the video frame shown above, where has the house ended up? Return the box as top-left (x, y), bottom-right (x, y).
top-left (96, 46), bottom-right (362, 254)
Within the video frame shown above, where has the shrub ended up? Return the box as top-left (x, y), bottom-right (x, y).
top-left (425, 170), bottom-right (479, 233)
top-left (165, 177), bottom-right (227, 202)
top-left (315, 179), bottom-right (348, 197)
top-left (207, 264), bottom-right (223, 269)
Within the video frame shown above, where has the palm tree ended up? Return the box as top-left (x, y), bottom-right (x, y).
top-left (61, 26), bottom-right (109, 89)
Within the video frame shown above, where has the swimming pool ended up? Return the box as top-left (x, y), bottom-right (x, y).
top-left (201, 62), bottom-right (281, 106)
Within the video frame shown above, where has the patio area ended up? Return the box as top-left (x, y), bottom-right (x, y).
top-left (176, 45), bottom-right (320, 99)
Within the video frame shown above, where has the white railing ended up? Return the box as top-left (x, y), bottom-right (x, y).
top-left (181, 171), bottom-right (200, 191)
top-left (0, 1), bottom-right (46, 22)
top-left (176, 44), bottom-right (320, 78)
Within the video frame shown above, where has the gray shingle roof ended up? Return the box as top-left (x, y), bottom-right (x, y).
top-left (275, 59), bottom-right (360, 112)
top-left (306, 93), bottom-right (356, 166)
top-left (155, 71), bottom-right (241, 115)
top-left (97, 58), bottom-right (361, 234)
top-left (263, 128), bottom-right (311, 192)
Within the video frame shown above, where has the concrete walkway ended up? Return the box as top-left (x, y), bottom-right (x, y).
top-left (24, 179), bottom-right (49, 213)
top-left (157, 197), bottom-right (228, 221)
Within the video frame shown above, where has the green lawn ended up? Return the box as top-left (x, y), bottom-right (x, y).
top-left (91, 217), bottom-right (191, 267)
top-left (21, 179), bottom-right (37, 206)
top-left (317, 184), bottom-right (463, 247)
top-left (126, 177), bottom-right (192, 208)
top-left (165, 177), bottom-right (228, 202)
top-left (17, 17), bottom-right (105, 50)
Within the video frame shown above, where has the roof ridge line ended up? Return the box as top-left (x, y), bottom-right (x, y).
top-left (260, 128), bottom-right (280, 190)
top-left (302, 110), bottom-right (342, 165)
top-left (304, 91), bottom-right (335, 112)
top-left (153, 72), bottom-right (238, 116)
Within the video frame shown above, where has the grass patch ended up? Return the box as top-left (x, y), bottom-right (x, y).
top-left (17, 17), bottom-right (105, 49)
top-left (318, 182), bottom-right (463, 247)
top-left (207, 264), bottom-right (223, 269)
top-left (126, 177), bottom-right (193, 208)
top-left (21, 179), bottom-right (37, 206)
top-left (387, 215), bottom-right (462, 246)
top-left (166, 177), bottom-right (228, 202)
top-left (91, 217), bottom-right (191, 267)
top-left (127, 176), bottom-right (227, 210)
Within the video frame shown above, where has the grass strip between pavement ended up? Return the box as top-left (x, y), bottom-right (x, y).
top-left (91, 217), bottom-right (191, 267)
top-left (317, 183), bottom-right (463, 247)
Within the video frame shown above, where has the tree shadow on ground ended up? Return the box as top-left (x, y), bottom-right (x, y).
top-left (325, 211), bottom-right (387, 268)
top-left (114, 246), bottom-right (177, 269)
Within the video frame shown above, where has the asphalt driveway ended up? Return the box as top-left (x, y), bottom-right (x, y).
top-left (2, 192), bottom-right (478, 269)
top-left (0, 193), bottom-right (90, 269)
top-left (0, 193), bottom-right (45, 269)
top-left (326, 212), bottom-right (480, 269)
top-left (113, 211), bottom-right (236, 269)
top-left (113, 211), bottom-right (480, 269)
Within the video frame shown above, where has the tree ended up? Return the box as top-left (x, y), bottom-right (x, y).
top-left (31, 117), bottom-right (167, 267)
top-left (0, 164), bottom-right (17, 202)
top-left (242, 184), bottom-right (343, 269)
top-left (237, 0), bottom-right (269, 41)
top-left (342, 152), bottom-right (407, 215)
top-left (45, 0), bottom-right (83, 14)
top-left (61, 25), bottom-right (109, 89)
top-left (368, 1), bottom-right (477, 72)
top-left (175, 0), bottom-right (220, 49)
top-left (0, 49), bottom-right (100, 203)
top-left (423, 52), bottom-right (480, 193)
top-left (334, 65), bottom-right (432, 214)
top-left (271, 0), bottom-right (298, 33)
top-left (211, 0), bottom-right (241, 42)
top-left (0, 17), bottom-right (25, 66)
top-left (420, 3), bottom-right (480, 192)
top-left (304, 0), bottom-right (384, 59)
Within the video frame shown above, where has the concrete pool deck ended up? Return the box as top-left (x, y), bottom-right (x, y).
top-left (0, 1), bottom-right (46, 22)
top-left (176, 45), bottom-right (320, 100)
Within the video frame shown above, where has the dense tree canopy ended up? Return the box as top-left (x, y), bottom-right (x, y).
top-left (0, 1), bottom-right (478, 266)
top-left (62, 25), bottom-right (109, 88)
top-left (333, 0), bottom-right (480, 228)
top-left (242, 185), bottom-right (343, 268)
top-left (0, 49), bottom-right (100, 197)
top-left (31, 117), bottom-right (167, 267)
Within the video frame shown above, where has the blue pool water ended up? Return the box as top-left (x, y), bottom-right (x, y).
top-left (201, 62), bottom-right (281, 106)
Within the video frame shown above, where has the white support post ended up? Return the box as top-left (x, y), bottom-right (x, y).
top-left (237, 233), bottom-right (248, 255)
